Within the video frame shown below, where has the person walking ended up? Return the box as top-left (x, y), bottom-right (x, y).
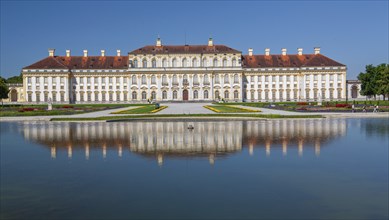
top-left (352, 104), bottom-right (355, 113)
top-left (363, 105), bottom-right (366, 113)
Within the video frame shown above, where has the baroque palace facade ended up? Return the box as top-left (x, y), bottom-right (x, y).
top-left (21, 38), bottom-right (347, 103)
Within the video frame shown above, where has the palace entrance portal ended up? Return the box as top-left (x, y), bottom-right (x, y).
top-left (183, 89), bottom-right (189, 101)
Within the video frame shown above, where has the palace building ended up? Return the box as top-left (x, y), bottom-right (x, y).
top-left (21, 38), bottom-right (347, 103)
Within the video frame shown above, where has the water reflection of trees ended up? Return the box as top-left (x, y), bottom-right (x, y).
top-left (20, 119), bottom-right (346, 165)
top-left (360, 118), bottom-right (389, 138)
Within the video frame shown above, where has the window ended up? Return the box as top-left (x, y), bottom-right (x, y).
top-left (109, 77), bottom-right (113, 83)
top-left (321, 90), bottom-right (325, 99)
top-left (213, 58), bottom-right (218, 67)
top-left (234, 74), bottom-right (239, 83)
top-left (44, 93), bottom-right (48, 102)
top-left (204, 90), bottom-right (209, 99)
top-left (183, 74), bottom-right (188, 85)
top-left (250, 76), bottom-right (254, 83)
top-left (224, 90), bottom-right (229, 99)
top-left (142, 59), bottom-right (147, 68)
top-left (52, 93), bottom-right (57, 102)
top-left (142, 91), bottom-right (147, 100)
top-left (193, 74), bottom-right (199, 85)
top-left (202, 58), bottom-right (207, 67)
top-left (314, 75), bottom-right (318, 81)
top-left (162, 59), bottom-right (167, 67)
top-left (133, 59), bottom-right (138, 68)
top-left (337, 89), bottom-right (342, 99)
top-left (272, 91), bottom-right (276, 101)
top-left (87, 77), bottom-right (91, 83)
top-left (330, 74), bottom-right (334, 81)
top-left (272, 76), bottom-right (276, 82)
top-left (102, 77), bottom-right (106, 84)
top-left (215, 74), bottom-right (220, 84)
top-left (234, 90), bottom-right (239, 99)
top-left (116, 92), bottom-right (120, 101)
top-left (182, 58), bottom-right (187, 67)
top-left (27, 77), bottom-right (31, 83)
top-left (44, 77), bottom-right (48, 84)
top-left (102, 93), bottom-right (106, 101)
top-left (132, 75), bottom-right (137, 84)
top-left (132, 91), bottom-right (137, 100)
top-left (306, 91), bottom-right (310, 100)
top-left (95, 93), bottom-right (99, 101)
top-left (162, 75), bottom-right (168, 85)
top-left (287, 75), bottom-right (290, 82)
top-left (192, 58), bottom-right (197, 67)
top-left (232, 59), bottom-right (236, 67)
top-left (193, 90), bottom-right (198, 99)
top-left (224, 74), bottom-right (229, 83)
top-left (80, 93), bottom-right (84, 102)
top-left (265, 76), bottom-right (269, 82)
top-left (279, 91), bottom-right (283, 100)
top-left (88, 93), bottom-right (92, 102)
top-left (173, 90), bottom-right (177, 99)
top-left (204, 74), bottom-right (209, 84)
top-left (223, 59), bottom-right (227, 67)
top-left (173, 75), bottom-right (178, 85)
top-left (257, 91), bottom-right (261, 100)
top-left (215, 90), bottom-right (220, 99)
top-left (60, 93), bottom-right (64, 102)
top-left (152, 59), bottom-right (156, 68)
top-left (123, 93), bottom-right (128, 101)
top-left (142, 75), bottom-right (147, 84)
top-left (151, 75), bottom-right (156, 84)
top-left (162, 90), bottom-right (167, 99)
top-left (109, 93), bottom-right (113, 101)
top-left (172, 58), bottom-right (177, 67)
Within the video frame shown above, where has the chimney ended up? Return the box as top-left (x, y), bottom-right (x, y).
top-left (101, 50), bottom-right (105, 57)
top-left (282, 48), bottom-right (287, 56)
top-left (66, 50), bottom-right (71, 57)
top-left (265, 48), bottom-right (270, 56)
top-left (314, 47), bottom-right (321, 54)
top-left (248, 48), bottom-right (253, 56)
top-left (156, 37), bottom-right (162, 47)
top-left (83, 50), bottom-right (88, 57)
top-left (297, 48), bottom-right (303, 55)
top-left (208, 38), bottom-right (213, 46)
top-left (116, 50), bottom-right (121, 56)
top-left (48, 49), bottom-right (55, 57)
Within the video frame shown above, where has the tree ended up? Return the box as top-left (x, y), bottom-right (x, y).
top-left (376, 64), bottom-right (389, 100)
top-left (0, 77), bottom-right (9, 106)
top-left (6, 74), bottom-right (23, 84)
top-left (358, 64), bottom-right (388, 99)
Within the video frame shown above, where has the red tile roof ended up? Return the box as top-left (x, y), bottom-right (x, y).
top-left (242, 54), bottom-right (345, 68)
top-left (129, 45), bottom-right (241, 54)
top-left (23, 56), bottom-right (128, 69)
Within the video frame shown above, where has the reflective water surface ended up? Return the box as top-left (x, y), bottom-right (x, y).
top-left (1, 119), bottom-right (388, 219)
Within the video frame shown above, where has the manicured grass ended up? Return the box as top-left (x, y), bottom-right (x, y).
top-left (50, 114), bottom-right (323, 121)
top-left (204, 105), bottom-right (260, 113)
top-left (0, 104), bottom-right (152, 117)
top-left (112, 105), bottom-right (167, 114)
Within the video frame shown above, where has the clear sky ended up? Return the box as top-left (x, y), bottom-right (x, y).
top-left (1, 0), bottom-right (388, 79)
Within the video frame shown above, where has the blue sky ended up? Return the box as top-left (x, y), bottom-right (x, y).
top-left (1, 0), bottom-right (388, 79)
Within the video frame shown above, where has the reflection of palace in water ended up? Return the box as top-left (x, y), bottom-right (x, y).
top-left (20, 119), bottom-right (346, 165)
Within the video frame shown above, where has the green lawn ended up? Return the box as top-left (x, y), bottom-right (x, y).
top-left (0, 104), bottom-right (152, 117)
top-left (205, 105), bottom-right (260, 113)
top-left (50, 114), bottom-right (323, 121)
top-left (112, 105), bottom-right (167, 114)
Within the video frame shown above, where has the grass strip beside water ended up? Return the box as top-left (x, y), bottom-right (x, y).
top-left (111, 105), bottom-right (167, 114)
top-left (50, 114), bottom-right (323, 121)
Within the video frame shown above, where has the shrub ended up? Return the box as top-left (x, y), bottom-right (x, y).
top-left (62, 105), bottom-right (74, 108)
top-left (297, 102), bottom-right (308, 105)
top-left (335, 104), bottom-right (351, 108)
top-left (22, 108), bottom-right (35, 111)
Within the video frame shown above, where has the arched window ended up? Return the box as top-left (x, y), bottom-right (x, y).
top-left (172, 58), bottom-right (177, 68)
top-left (142, 59), bottom-right (147, 68)
top-left (213, 58), bottom-right (218, 67)
top-left (232, 58), bottom-right (236, 67)
top-left (215, 74), bottom-right (220, 84)
top-left (162, 58), bottom-right (167, 67)
top-left (193, 90), bottom-right (198, 99)
top-left (141, 75), bottom-right (147, 84)
top-left (224, 74), bottom-right (229, 83)
top-left (223, 59), bottom-right (227, 67)
top-left (173, 74), bottom-right (178, 84)
top-left (234, 74), bottom-right (239, 83)
top-left (215, 90), bottom-right (220, 99)
top-left (202, 58), bottom-right (207, 67)
top-left (162, 90), bottom-right (167, 99)
top-left (182, 58), bottom-right (187, 67)
top-left (132, 75), bottom-right (137, 84)
top-left (204, 90), bottom-right (209, 99)
top-left (173, 90), bottom-right (178, 99)
top-left (162, 75), bottom-right (168, 85)
top-left (141, 91), bottom-right (147, 100)
top-left (193, 74), bottom-right (199, 85)
top-left (224, 90), bottom-right (229, 99)
top-left (152, 59), bottom-right (156, 68)
top-left (183, 74), bottom-right (188, 85)
top-left (151, 91), bottom-right (156, 100)
top-left (151, 75), bottom-right (156, 84)
top-left (132, 91), bottom-right (137, 100)
top-left (133, 59), bottom-right (138, 68)
top-left (234, 90), bottom-right (239, 99)
top-left (192, 58), bottom-right (197, 67)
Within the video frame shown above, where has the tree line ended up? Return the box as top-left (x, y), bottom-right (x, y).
top-left (0, 74), bottom-right (23, 102)
top-left (358, 63), bottom-right (389, 100)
